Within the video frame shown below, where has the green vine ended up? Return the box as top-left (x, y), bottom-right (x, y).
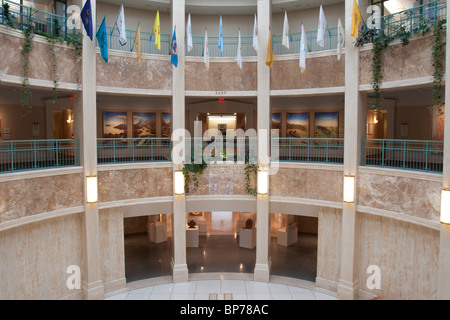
top-left (244, 163), bottom-right (258, 197)
top-left (2, 2), bottom-right (14, 28)
top-left (431, 19), bottom-right (446, 115)
top-left (21, 27), bottom-right (34, 113)
top-left (46, 36), bottom-right (59, 103)
top-left (182, 159), bottom-right (208, 194)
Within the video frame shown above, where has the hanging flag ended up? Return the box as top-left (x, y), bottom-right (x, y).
top-left (299, 24), bottom-right (306, 73)
top-left (153, 10), bottom-right (161, 50)
top-left (114, 4), bottom-right (127, 46)
top-left (218, 15), bottom-right (224, 53)
top-left (187, 13), bottom-right (193, 52)
top-left (236, 29), bottom-right (242, 69)
top-left (282, 11), bottom-right (289, 49)
top-left (171, 27), bottom-right (178, 67)
top-left (132, 21), bottom-right (142, 64)
top-left (266, 28), bottom-right (274, 68)
top-left (204, 28), bottom-right (209, 69)
top-left (80, 0), bottom-right (93, 40)
top-left (96, 17), bottom-right (108, 63)
top-left (351, 0), bottom-right (362, 39)
top-left (252, 13), bottom-right (258, 53)
top-left (317, 5), bottom-right (328, 48)
top-left (337, 17), bottom-right (344, 61)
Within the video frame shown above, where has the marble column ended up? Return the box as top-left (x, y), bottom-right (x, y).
top-left (171, 0), bottom-right (189, 283)
top-left (254, 0), bottom-right (272, 283)
top-left (437, 1), bottom-right (450, 300)
top-left (72, 0), bottom-right (104, 300)
top-left (337, 0), bottom-right (366, 300)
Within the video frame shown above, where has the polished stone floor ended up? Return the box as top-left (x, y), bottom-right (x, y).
top-left (124, 232), bottom-right (318, 283)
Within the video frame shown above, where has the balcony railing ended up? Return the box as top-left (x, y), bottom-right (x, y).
top-left (0, 139), bottom-right (80, 173)
top-left (273, 138), bottom-right (344, 164)
top-left (97, 138), bottom-right (172, 164)
top-left (361, 139), bottom-right (443, 173)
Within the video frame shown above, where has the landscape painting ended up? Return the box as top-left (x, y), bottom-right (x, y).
top-left (286, 112), bottom-right (309, 138)
top-left (271, 113), bottom-right (281, 130)
top-left (161, 112), bottom-right (171, 138)
top-left (103, 112), bottom-right (127, 138)
top-left (133, 112), bottom-right (156, 138)
top-left (314, 112), bottom-right (339, 138)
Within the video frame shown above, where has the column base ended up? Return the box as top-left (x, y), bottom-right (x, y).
top-left (81, 280), bottom-right (104, 300)
top-left (172, 260), bottom-right (189, 283)
top-left (337, 279), bottom-right (359, 300)
top-left (253, 258), bottom-right (272, 282)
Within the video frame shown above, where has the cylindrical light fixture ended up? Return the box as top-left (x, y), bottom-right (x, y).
top-left (343, 175), bottom-right (355, 203)
top-left (86, 176), bottom-right (98, 203)
top-left (174, 171), bottom-right (185, 195)
top-left (440, 188), bottom-right (450, 224)
top-left (257, 170), bottom-right (268, 195)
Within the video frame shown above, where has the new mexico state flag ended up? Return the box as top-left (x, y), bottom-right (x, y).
top-left (153, 10), bottom-right (161, 50)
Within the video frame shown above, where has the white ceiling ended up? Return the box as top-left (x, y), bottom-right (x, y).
top-left (100, 0), bottom-right (345, 15)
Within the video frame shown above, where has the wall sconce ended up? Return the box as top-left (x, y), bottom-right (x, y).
top-left (440, 188), bottom-right (450, 224)
top-left (174, 171), bottom-right (185, 195)
top-left (343, 175), bottom-right (355, 203)
top-left (86, 176), bottom-right (98, 203)
top-left (257, 170), bottom-right (268, 195)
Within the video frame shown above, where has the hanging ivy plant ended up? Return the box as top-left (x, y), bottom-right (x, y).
top-left (182, 158), bottom-right (208, 194)
top-left (431, 19), bottom-right (446, 115)
top-left (244, 163), bottom-right (258, 197)
top-left (2, 2), bottom-right (14, 28)
top-left (46, 36), bottom-right (59, 103)
top-left (21, 27), bottom-right (34, 113)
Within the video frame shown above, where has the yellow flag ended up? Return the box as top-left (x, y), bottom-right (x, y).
top-left (133, 22), bottom-right (142, 64)
top-left (351, 0), bottom-right (362, 39)
top-left (153, 10), bottom-right (161, 50)
top-left (266, 28), bottom-right (274, 68)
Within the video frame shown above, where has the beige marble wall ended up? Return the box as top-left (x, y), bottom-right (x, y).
top-left (0, 29), bottom-right (80, 84)
top-left (270, 55), bottom-right (345, 90)
top-left (185, 61), bottom-right (257, 91)
top-left (270, 167), bottom-right (343, 202)
top-left (99, 208), bottom-right (125, 292)
top-left (357, 213), bottom-right (439, 299)
top-left (0, 213), bottom-right (82, 299)
top-left (96, 54), bottom-right (172, 90)
top-left (317, 207), bottom-right (342, 284)
top-left (360, 36), bottom-right (435, 85)
top-left (357, 172), bottom-right (441, 223)
top-left (98, 167), bottom-right (173, 202)
top-left (0, 173), bottom-right (84, 223)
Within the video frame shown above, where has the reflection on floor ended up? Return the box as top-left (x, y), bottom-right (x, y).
top-left (124, 232), bottom-right (317, 283)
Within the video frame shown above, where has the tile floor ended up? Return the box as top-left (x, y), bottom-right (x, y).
top-left (105, 274), bottom-right (338, 300)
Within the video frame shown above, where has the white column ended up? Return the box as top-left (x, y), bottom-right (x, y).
top-left (254, 0), bottom-right (271, 283)
top-left (337, 0), bottom-right (366, 300)
top-left (437, 1), bottom-right (450, 300)
top-left (171, 0), bottom-right (189, 283)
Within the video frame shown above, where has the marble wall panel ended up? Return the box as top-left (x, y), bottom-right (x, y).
top-left (0, 31), bottom-right (80, 84)
top-left (360, 36), bottom-right (435, 85)
top-left (96, 54), bottom-right (172, 90)
top-left (357, 213), bottom-right (439, 299)
top-left (185, 62), bottom-right (257, 91)
top-left (270, 167), bottom-right (343, 202)
top-left (98, 167), bottom-right (173, 202)
top-left (270, 55), bottom-right (345, 90)
top-left (0, 173), bottom-right (84, 223)
top-left (357, 172), bottom-right (441, 223)
top-left (0, 213), bottom-right (82, 299)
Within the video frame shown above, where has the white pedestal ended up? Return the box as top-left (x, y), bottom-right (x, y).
top-left (148, 222), bottom-right (167, 244)
top-left (239, 228), bottom-right (256, 249)
top-left (186, 226), bottom-right (199, 247)
top-left (277, 225), bottom-right (298, 247)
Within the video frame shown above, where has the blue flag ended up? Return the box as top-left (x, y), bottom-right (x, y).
top-left (171, 27), bottom-right (178, 67)
top-left (80, 0), bottom-right (93, 40)
top-left (218, 15), bottom-right (223, 52)
top-left (96, 17), bottom-right (108, 63)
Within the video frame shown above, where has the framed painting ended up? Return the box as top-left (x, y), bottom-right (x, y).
top-left (161, 112), bottom-right (171, 138)
top-left (103, 111), bottom-right (127, 138)
top-left (314, 112), bottom-right (339, 138)
top-left (133, 112), bottom-right (156, 138)
top-left (271, 113), bottom-right (281, 131)
top-left (286, 112), bottom-right (309, 138)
